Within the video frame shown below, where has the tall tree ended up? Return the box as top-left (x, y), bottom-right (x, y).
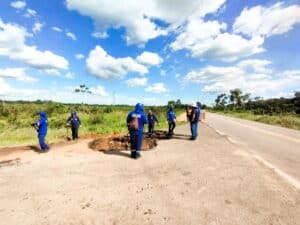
top-left (75, 84), bottom-right (92, 94)
top-left (241, 93), bottom-right (251, 103)
top-left (229, 89), bottom-right (243, 107)
top-left (74, 84), bottom-right (92, 104)
top-left (175, 99), bottom-right (182, 106)
top-left (254, 96), bottom-right (263, 101)
top-left (294, 91), bottom-right (300, 114)
top-left (167, 100), bottom-right (175, 107)
top-left (215, 93), bottom-right (227, 109)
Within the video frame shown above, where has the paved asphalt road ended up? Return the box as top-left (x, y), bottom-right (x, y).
top-left (205, 112), bottom-right (300, 183)
top-left (1, 122), bottom-right (299, 224)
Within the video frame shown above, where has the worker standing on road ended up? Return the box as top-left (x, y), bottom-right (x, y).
top-left (127, 103), bottom-right (148, 159)
top-left (197, 102), bottom-right (201, 121)
top-left (31, 111), bottom-right (49, 153)
top-left (167, 106), bottom-right (176, 137)
top-left (147, 110), bottom-right (159, 136)
top-left (189, 102), bottom-right (201, 140)
top-left (67, 111), bottom-right (81, 140)
top-left (186, 105), bottom-right (192, 122)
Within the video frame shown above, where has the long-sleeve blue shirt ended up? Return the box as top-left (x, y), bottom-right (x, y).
top-left (127, 103), bottom-right (148, 133)
top-left (147, 113), bottom-right (158, 125)
top-left (167, 110), bottom-right (176, 122)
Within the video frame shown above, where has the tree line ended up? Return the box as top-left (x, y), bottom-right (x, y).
top-left (213, 89), bottom-right (300, 115)
top-left (167, 99), bottom-right (207, 109)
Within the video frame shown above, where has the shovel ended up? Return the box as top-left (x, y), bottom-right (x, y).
top-left (65, 124), bottom-right (72, 141)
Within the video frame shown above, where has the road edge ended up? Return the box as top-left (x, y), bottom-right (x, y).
top-left (204, 121), bottom-right (300, 190)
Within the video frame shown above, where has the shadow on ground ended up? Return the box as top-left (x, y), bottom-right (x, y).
top-left (0, 158), bottom-right (21, 168)
top-left (102, 150), bottom-right (132, 158)
top-left (27, 145), bottom-right (41, 152)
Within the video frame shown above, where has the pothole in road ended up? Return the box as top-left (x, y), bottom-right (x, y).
top-left (88, 130), bottom-right (171, 151)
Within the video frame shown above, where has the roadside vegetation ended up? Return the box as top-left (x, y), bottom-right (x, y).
top-left (209, 89), bottom-right (300, 130)
top-left (0, 101), bottom-right (185, 147)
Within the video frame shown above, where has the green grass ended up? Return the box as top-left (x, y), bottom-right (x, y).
top-left (210, 110), bottom-right (300, 131)
top-left (0, 106), bottom-right (185, 147)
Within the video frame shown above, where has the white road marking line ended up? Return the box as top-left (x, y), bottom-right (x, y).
top-left (215, 129), bottom-right (225, 136)
top-left (207, 120), bottom-right (300, 189)
top-left (228, 135), bottom-right (300, 189)
top-left (211, 114), bottom-right (300, 144)
top-left (252, 154), bottom-right (300, 190)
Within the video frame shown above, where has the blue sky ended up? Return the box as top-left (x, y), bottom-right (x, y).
top-left (0, 0), bottom-right (300, 105)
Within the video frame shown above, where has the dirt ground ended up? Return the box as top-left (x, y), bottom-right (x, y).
top-left (89, 133), bottom-right (161, 152)
top-left (0, 122), bottom-right (299, 225)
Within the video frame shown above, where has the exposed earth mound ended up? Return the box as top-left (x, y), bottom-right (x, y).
top-left (89, 131), bottom-right (170, 151)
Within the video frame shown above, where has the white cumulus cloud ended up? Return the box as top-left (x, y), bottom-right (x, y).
top-left (0, 78), bottom-right (12, 95)
top-left (171, 19), bottom-right (226, 51)
top-left (136, 51), bottom-right (163, 66)
top-left (65, 72), bottom-right (75, 79)
top-left (10, 1), bottom-right (26, 9)
top-left (91, 31), bottom-right (108, 39)
top-left (66, 31), bottom-right (77, 41)
top-left (171, 18), bottom-right (264, 62)
top-left (32, 22), bottom-right (44, 34)
top-left (184, 59), bottom-right (300, 98)
top-left (0, 67), bottom-right (37, 83)
top-left (0, 18), bottom-right (68, 70)
top-left (52, 26), bottom-right (62, 32)
top-left (86, 45), bottom-right (148, 79)
top-left (66, 0), bottom-right (225, 45)
top-left (126, 77), bottom-right (148, 87)
top-left (145, 83), bottom-right (167, 93)
top-left (42, 69), bottom-right (61, 76)
top-left (233, 2), bottom-right (300, 38)
top-left (24, 8), bottom-right (37, 18)
top-left (75, 53), bottom-right (84, 60)
top-left (90, 85), bottom-right (108, 96)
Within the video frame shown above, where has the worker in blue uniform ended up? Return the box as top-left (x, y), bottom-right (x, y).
top-left (126, 103), bottom-right (148, 159)
top-left (67, 111), bottom-right (81, 140)
top-left (147, 110), bottom-right (159, 136)
top-left (167, 106), bottom-right (176, 137)
top-left (189, 102), bottom-right (201, 140)
top-left (31, 111), bottom-right (49, 152)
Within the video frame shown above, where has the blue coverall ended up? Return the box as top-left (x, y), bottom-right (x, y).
top-left (127, 103), bottom-right (148, 158)
top-left (33, 112), bottom-right (49, 152)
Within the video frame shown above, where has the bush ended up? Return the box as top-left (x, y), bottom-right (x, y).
top-left (88, 126), bottom-right (97, 132)
top-left (88, 114), bottom-right (104, 125)
top-left (104, 107), bottom-right (113, 113)
top-left (49, 118), bottom-right (66, 128)
top-left (0, 120), bottom-right (5, 131)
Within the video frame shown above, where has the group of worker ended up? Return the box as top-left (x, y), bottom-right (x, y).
top-left (31, 111), bottom-right (81, 153)
top-left (31, 102), bottom-right (201, 158)
top-left (127, 101), bottom-right (201, 158)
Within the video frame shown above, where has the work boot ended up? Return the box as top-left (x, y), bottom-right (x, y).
top-left (136, 151), bottom-right (141, 159)
top-left (131, 150), bottom-right (136, 159)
